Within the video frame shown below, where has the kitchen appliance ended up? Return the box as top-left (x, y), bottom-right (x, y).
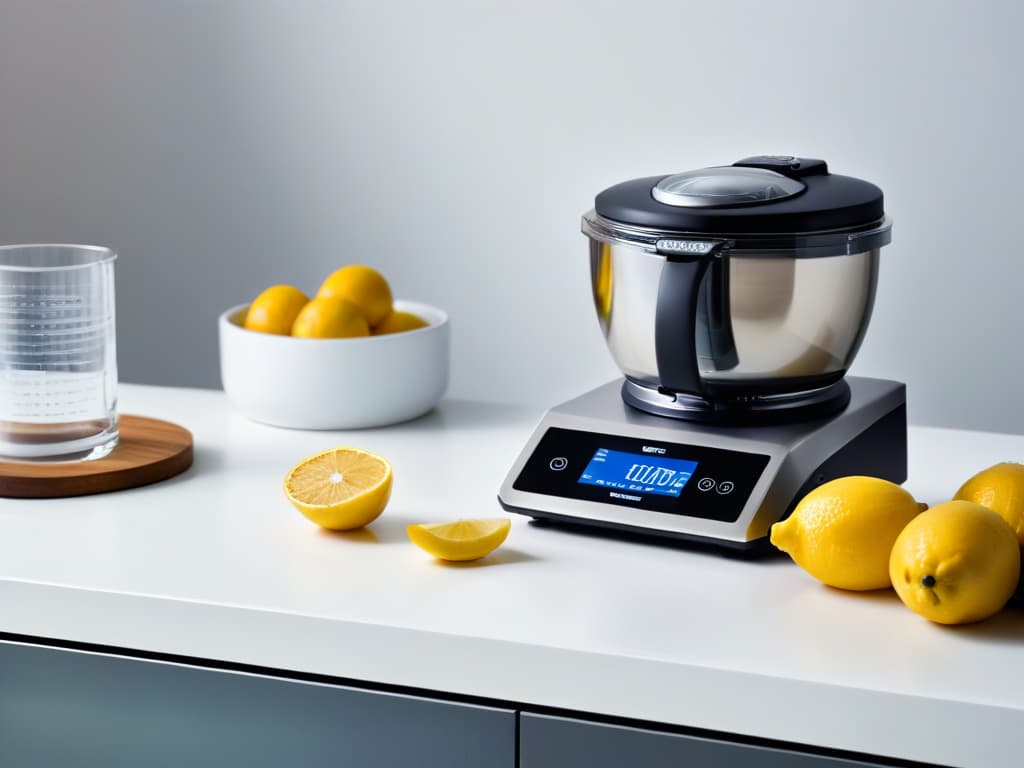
top-left (499, 156), bottom-right (905, 551)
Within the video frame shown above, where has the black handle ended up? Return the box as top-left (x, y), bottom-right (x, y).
top-left (732, 155), bottom-right (828, 178)
top-left (655, 257), bottom-right (712, 399)
top-left (703, 258), bottom-right (739, 371)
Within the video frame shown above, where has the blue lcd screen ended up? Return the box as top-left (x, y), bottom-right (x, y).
top-left (577, 448), bottom-right (698, 498)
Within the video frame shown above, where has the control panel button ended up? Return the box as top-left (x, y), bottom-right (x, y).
top-left (549, 457), bottom-right (568, 471)
top-left (697, 477), bottom-right (716, 492)
top-left (717, 481), bottom-right (735, 495)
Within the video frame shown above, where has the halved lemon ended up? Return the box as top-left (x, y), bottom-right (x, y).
top-left (284, 447), bottom-right (392, 530)
top-left (407, 518), bottom-right (511, 561)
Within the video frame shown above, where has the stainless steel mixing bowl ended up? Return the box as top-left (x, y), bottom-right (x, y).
top-left (582, 156), bottom-right (892, 418)
top-left (588, 234), bottom-right (880, 392)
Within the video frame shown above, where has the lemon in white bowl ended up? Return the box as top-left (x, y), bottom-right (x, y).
top-left (219, 299), bottom-right (449, 429)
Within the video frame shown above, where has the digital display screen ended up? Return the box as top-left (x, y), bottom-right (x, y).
top-left (577, 448), bottom-right (698, 498)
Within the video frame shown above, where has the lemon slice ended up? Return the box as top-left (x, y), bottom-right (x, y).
top-left (284, 447), bottom-right (392, 530)
top-left (407, 519), bottom-right (511, 561)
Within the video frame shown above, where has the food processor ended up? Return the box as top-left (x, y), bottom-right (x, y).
top-left (499, 155), bottom-right (906, 551)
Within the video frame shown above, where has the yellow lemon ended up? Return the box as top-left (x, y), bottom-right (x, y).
top-left (593, 243), bottom-right (613, 320)
top-left (770, 476), bottom-right (926, 590)
top-left (317, 265), bottom-right (393, 327)
top-left (244, 285), bottom-right (310, 335)
top-left (890, 500), bottom-right (1020, 624)
top-left (290, 297), bottom-right (370, 339)
top-left (373, 310), bottom-right (428, 335)
top-left (407, 519), bottom-right (511, 561)
top-left (954, 462), bottom-right (1024, 546)
top-left (284, 447), bottom-right (393, 530)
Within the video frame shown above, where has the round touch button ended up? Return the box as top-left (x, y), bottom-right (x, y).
top-left (697, 477), bottom-right (716, 492)
top-left (717, 481), bottom-right (735, 495)
top-left (549, 457), bottom-right (568, 471)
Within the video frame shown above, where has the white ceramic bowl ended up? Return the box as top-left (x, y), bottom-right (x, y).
top-left (219, 300), bottom-right (449, 429)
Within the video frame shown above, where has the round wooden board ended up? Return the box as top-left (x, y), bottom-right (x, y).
top-left (0, 415), bottom-right (194, 498)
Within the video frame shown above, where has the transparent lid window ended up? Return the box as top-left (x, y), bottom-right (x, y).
top-left (652, 167), bottom-right (806, 208)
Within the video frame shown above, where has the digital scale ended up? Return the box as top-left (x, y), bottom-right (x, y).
top-left (498, 377), bottom-right (907, 553)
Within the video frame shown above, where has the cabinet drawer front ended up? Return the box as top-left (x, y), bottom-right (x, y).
top-left (0, 641), bottom-right (514, 768)
top-left (520, 712), bottom-right (907, 768)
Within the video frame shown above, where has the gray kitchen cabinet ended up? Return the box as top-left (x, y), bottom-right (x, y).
top-left (519, 712), bottom-right (908, 768)
top-left (0, 641), bottom-right (515, 768)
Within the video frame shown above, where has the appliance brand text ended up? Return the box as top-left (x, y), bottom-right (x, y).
top-left (609, 491), bottom-right (643, 501)
top-left (642, 446), bottom-right (667, 454)
top-left (657, 239), bottom-right (717, 255)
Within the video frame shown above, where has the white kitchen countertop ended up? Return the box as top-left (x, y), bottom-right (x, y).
top-left (1, 383), bottom-right (1022, 767)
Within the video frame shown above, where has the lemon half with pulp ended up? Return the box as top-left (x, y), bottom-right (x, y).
top-left (284, 447), bottom-right (392, 530)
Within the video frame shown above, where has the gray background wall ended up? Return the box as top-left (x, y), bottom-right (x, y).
top-left (0, 1), bottom-right (1021, 432)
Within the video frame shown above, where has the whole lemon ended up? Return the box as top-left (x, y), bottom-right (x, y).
top-left (770, 476), bottom-right (925, 591)
top-left (291, 297), bottom-right (370, 339)
top-left (317, 265), bottom-right (393, 327)
top-left (954, 462), bottom-right (1024, 546)
top-left (890, 500), bottom-right (1020, 624)
top-left (244, 285), bottom-right (309, 335)
top-left (373, 310), bottom-right (428, 335)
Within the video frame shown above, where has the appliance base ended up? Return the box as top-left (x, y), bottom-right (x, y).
top-left (621, 378), bottom-right (852, 425)
top-left (498, 377), bottom-right (907, 552)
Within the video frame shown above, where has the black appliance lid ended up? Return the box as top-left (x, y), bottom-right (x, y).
top-left (594, 156), bottom-right (885, 234)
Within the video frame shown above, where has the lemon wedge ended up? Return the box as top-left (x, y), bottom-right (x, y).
top-left (407, 519), bottom-right (511, 561)
top-left (284, 447), bottom-right (392, 530)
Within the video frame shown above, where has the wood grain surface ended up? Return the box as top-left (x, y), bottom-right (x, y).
top-left (0, 415), bottom-right (193, 498)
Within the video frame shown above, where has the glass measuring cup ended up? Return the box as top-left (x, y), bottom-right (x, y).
top-left (0, 245), bottom-right (118, 461)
